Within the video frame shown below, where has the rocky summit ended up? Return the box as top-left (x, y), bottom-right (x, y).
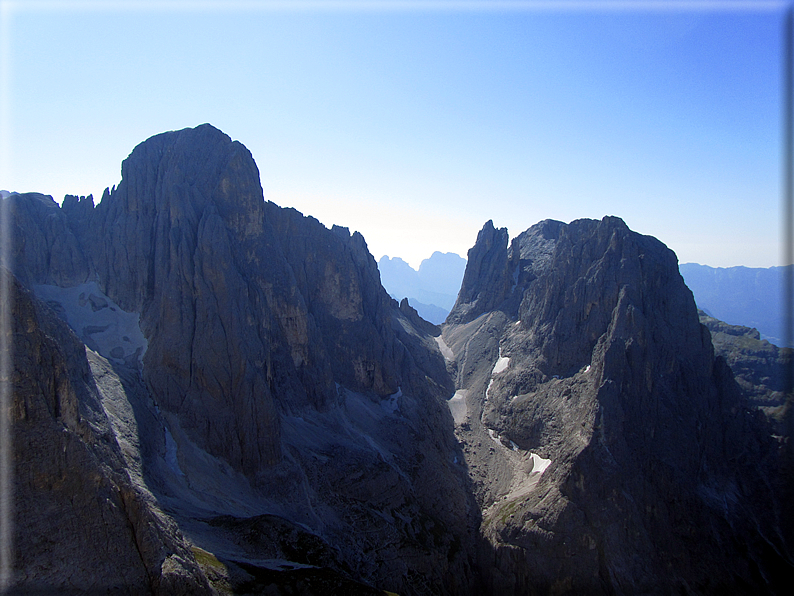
top-left (442, 218), bottom-right (793, 594)
top-left (2, 124), bottom-right (792, 595)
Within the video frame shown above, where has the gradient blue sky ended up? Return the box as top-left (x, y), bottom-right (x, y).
top-left (0, 0), bottom-right (787, 268)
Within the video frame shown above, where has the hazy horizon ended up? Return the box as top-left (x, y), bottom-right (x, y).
top-left (1, 1), bottom-right (786, 270)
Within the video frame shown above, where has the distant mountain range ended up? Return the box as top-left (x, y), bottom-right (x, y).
top-left (378, 252), bottom-right (466, 324)
top-left (679, 263), bottom-right (791, 348)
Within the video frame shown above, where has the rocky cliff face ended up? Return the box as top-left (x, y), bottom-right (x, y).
top-left (6, 125), bottom-right (474, 595)
top-left (447, 220), bottom-right (511, 325)
top-left (698, 310), bottom-right (791, 412)
top-left (4, 269), bottom-right (212, 595)
top-left (442, 217), bottom-right (793, 594)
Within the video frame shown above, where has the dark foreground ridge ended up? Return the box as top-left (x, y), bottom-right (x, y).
top-left (3, 124), bottom-right (792, 595)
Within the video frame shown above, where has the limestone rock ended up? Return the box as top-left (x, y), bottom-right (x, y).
top-left (15, 124), bottom-right (791, 594)
top-left (1, 192), bottom-right (92, 287)
top-left (698, 310), bottom-right (792, 435)
top-left (447, 220), bottom-right (511, 324)
top-left (443, 216), bottom-right (793, 594)
top-left (4, 268), bottom-right (212, 595)
top-left (6, 125), bottom-right (475, 595)
top-left (399, 297), bottom-right (441, 338)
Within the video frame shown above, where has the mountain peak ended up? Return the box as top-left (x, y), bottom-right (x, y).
top-left (446, 220), bottom-right (510, 324)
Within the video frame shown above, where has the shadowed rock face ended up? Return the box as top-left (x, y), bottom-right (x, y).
top-left (21, 124), bottom-right (456, 481)
top-left (4, 269), bottom-right (213, 595)
top-left (447, 220), bottom-right (511, 325)
top-left (6, 124), bottom-right (474, 595)
top-left (2, 192), bottom-right (92, 287)
top-left (698, 310), bottom-right (791, 415)
top-left (87, 125), bottom-right (289, 475)
top-left (443, 217), bottom-right (793, 595)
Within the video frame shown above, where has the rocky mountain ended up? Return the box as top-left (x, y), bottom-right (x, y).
top-left (377, 252), bottom-right (466, 324)
top-left (679, 262), bottom-right (791, 347)
top-left (3, 124), bottom-right (476, 595)
top-left (4, 125), bottom-right (792, 595)
top-left (440, 217), bottom-right (793, 594)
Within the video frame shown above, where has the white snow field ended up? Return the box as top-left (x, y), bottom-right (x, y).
top-left (529, 452), bottom-right (551, 476)
top-left (381, 386), bottom-right (402, 414)
top-left (447, 390), bottom-right (468, 425)
top-left (435, 335), bottom-right (454, 361)
top-left (492, 353), bottom-right (510, 375)
top-left (33, 282), bottom-right (148, 366)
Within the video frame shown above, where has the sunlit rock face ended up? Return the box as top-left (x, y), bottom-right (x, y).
top-left (442, 216), bottom-right (793, 595)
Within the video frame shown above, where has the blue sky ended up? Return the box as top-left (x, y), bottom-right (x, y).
top-left (0, 0), bottom-right (787, 268)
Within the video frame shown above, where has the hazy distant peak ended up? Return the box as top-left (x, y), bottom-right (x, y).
top-left (679, 262), bottom-right (790, 346)
top-left (378, 251), bottom-right (467, 319)
top-left (379, 254), bottom-right (412, 266)
top-left (420, 251), bottom-right (466, 269)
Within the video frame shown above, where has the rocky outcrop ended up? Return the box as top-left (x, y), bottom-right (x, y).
top-left (399, 297), bottom-right (441, 338)
top-left (86, 124), bottom-right (286, 476)
top-left (442, 216), bottom-right (793, 594)
top-left (1, 192), bottom-right (92, 287)
top-left (4, 268), bottom-right (212, 595)
top-left (698, 310), bottom-right (792, 432)
top-left (446, 220), bottom-right (511, 324)
top-left (446, 218), bottom-right (564, 325)
top-left (10, 124), bottom-right (790, 595)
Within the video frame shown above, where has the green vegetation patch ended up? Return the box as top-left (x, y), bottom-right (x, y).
top-left (191, 545), bottom-right (226, 571)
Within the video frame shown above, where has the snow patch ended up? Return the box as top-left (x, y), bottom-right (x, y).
top-left (485, 350), bottom-right (510, 400)
top-left (492, 355), bottom-right (510, 375)
top-left (487, 428), bottom-right (520, 453)
top-left (33, 282), bottom-right (147, 367)
top-left (447, 390), bottom-right (468, 425)
top-left (484, 429), bottom-right (551, 478)
top-left (435, 335), bottom-right (454, 361)
top-left (529, 453), bottom-right (551, 476)
top-left (584, 364), bottom-right (591, 373)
